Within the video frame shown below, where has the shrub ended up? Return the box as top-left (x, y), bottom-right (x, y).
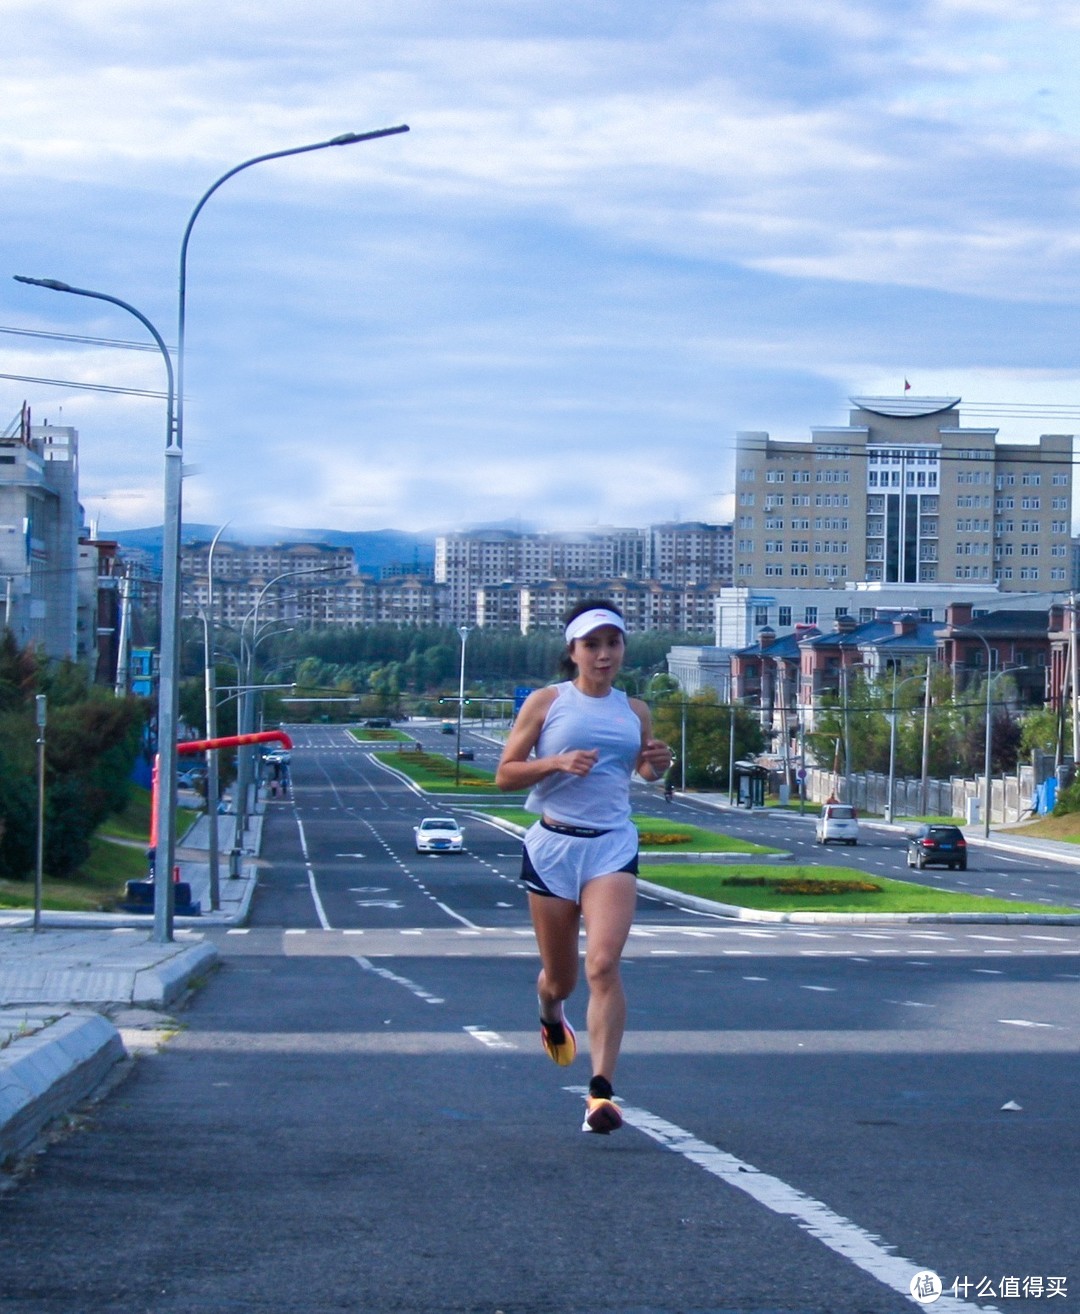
top-left (722, 875), bottom-right (882, 896)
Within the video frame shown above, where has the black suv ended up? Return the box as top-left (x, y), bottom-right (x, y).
top-left (906, 824), bottom-right (967, 871)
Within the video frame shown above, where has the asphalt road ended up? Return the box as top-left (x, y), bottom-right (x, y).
top-left (1, 723), bottom-right (1077, 1313)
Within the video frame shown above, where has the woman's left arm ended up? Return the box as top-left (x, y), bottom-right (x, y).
top-left (630, 698), bottom-right (673, 782)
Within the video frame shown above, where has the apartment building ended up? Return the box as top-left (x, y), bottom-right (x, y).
top-left (514, 579), bottom-right (727, 635)
top-left (181, 538), bottom-right (445, 630)
top-left (436, 523), bottom-right (734, 627)
top-left (181, 540), bottom-right (355, 586)
top-left (735, 396), bottom-right (1073, 594)
top-left (647, 522), bottom-right (733, 586)
top-left (0, 413), bottom-right (83, 659)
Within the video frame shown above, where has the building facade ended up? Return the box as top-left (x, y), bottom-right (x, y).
top-left (436, 523), bottom-right (734, 628)
top-left (735, 396), bottom-right (1073, 594)
top-left (0, 412), bottom-right (83, 660)
top-left (180, 539), bottom-right (446, 630)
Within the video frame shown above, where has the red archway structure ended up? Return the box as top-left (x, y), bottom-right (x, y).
top-left (149, 729), bottom-right (293, 849)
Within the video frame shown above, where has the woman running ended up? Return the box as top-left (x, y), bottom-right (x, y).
top-left (495, 601), bottom-right (673, 1133)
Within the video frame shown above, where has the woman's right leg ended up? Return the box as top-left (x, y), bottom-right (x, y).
top-left (528, 891), bottom-right (581, 1020)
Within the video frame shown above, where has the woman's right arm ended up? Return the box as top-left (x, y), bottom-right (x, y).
top-left (495, 688), bottom-right (598, 792)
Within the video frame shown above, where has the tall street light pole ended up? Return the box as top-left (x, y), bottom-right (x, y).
top-left (33, 694), bottom-right (46, 933)
top-left (956, 629), bottom-right (996, 840)
top-left (885, 671), bottom-right (926, 824)
top-left (201, 521), bottom-right (230, 909)
top-left (174, 126), bottom-right (409, 456)
top-left (15, 276), bottom-right (181, 944)
top-left (235, 565), bottom-right (343, 824)
top-left (919, 656), bottom-right (933, 816)
top-left (173, 122), bottom-right (407, 847)
top-left (455, 626), bottom-right (471, 786)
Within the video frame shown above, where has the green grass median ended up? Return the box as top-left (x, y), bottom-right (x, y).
top-left (349, 727), bottom-right (415, 744)
top-left (373, 749), bottom-right (507, 793)
top-left (479, 807), bottom-right (778, 854)
top-left (639, 863), bottom-right (1077, 916)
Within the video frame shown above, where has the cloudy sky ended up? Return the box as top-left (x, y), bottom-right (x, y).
top-left (4, 0), bottom-right (1080, 538)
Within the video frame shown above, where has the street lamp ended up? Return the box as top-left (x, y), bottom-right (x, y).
top-left (174, 126), bottom-right (409, 458)
top-left (15, 275), bottom-right (181, 944)
top-left (197, 521), bottom-right (230, 910)
top-left (885, 671), bottom-right (926, 824)
top-left (234, 564), bottom-right (345, 825)
top-left (455, 625), bottom-right (471, 786)
top-left (173, 123), bottom-right (408, 896)
top-left (982, 664), bottom-right (1028, 838)
top-left (33, 694), bottom-right (46, 933)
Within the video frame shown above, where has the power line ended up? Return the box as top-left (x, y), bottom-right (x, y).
top-left (0, 372), bottom-right (168, 400)
top-left (0, 324), bottom-right (173, 352)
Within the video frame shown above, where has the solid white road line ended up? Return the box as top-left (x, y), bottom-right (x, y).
top-left (569, 1092), bottom-right (1003, 1314)
top-left (293, 812), bottom-right (331, 930)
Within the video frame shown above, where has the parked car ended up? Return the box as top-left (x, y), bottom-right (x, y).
top-left (907, 824), bottom-right (967, 870)
top-left (413, 817), bottom-right (464, 854)
top-left (815, 802), bottom-right (859, 845)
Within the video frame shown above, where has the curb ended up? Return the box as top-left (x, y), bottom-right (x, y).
top-left (0, 1012), bottom-right (125, 1163)
top-left (635, 878), bottom-right (1080, 925)
top-left (0, 940), bottom-right (220, 1009)
top-left (132, 941), bottom-right (219, 1007)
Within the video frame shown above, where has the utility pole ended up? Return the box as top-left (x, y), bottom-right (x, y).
top-left (33, 695), bottom-right (46, 933)
top-left (1072, 593), bottom-right (1079, 765)
top-left (919, 656), bottom-right (933, 816)
top-left (114, 571), bottom-right (131, 697)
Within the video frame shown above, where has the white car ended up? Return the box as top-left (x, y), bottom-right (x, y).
top-left (413, 817), bottom-right (464, 854)
top-left (815, 802), bottom-right (860, 845)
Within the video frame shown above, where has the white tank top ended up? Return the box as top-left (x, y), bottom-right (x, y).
top-left (525, 682), bottom-right (642, 828)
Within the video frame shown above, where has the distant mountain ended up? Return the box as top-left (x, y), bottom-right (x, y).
top-left (114, 525), bottom-right (436, 575)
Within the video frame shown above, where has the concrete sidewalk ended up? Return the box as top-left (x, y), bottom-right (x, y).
top-left (0, 803), bottom-right (266, 1165)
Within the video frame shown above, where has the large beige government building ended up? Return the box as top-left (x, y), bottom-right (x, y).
top-left (735, 396), bottom-right (1073, 593)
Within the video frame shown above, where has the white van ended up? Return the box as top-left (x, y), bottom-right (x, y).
top-left (815, 802), bottom-right (859, 845)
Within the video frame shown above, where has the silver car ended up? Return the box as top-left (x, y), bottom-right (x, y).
top-left (815, 803), bottom-right (859, 845)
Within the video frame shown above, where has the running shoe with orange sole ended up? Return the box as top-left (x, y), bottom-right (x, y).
top-left (539, 1015), bottom-right (577, 1066)
top-left (582, 1094), bottom-right (623, 1134)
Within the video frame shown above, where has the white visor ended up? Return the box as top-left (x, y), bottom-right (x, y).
top-left (564, 608), bottom-right (626, 644)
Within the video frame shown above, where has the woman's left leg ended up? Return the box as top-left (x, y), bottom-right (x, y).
top-left (579, 870), bottom-right (638, 1085)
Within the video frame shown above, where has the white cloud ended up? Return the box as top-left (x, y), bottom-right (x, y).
top-left (5, 0), bottom-right (1080, 534)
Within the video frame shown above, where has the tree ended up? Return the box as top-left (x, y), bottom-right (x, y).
top-left (1019, 706), bottom-right (1060, 760)
top-left (651, 691), bottom-right (763, 791)
top-left (0, 640), bottom-right (146, 880)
